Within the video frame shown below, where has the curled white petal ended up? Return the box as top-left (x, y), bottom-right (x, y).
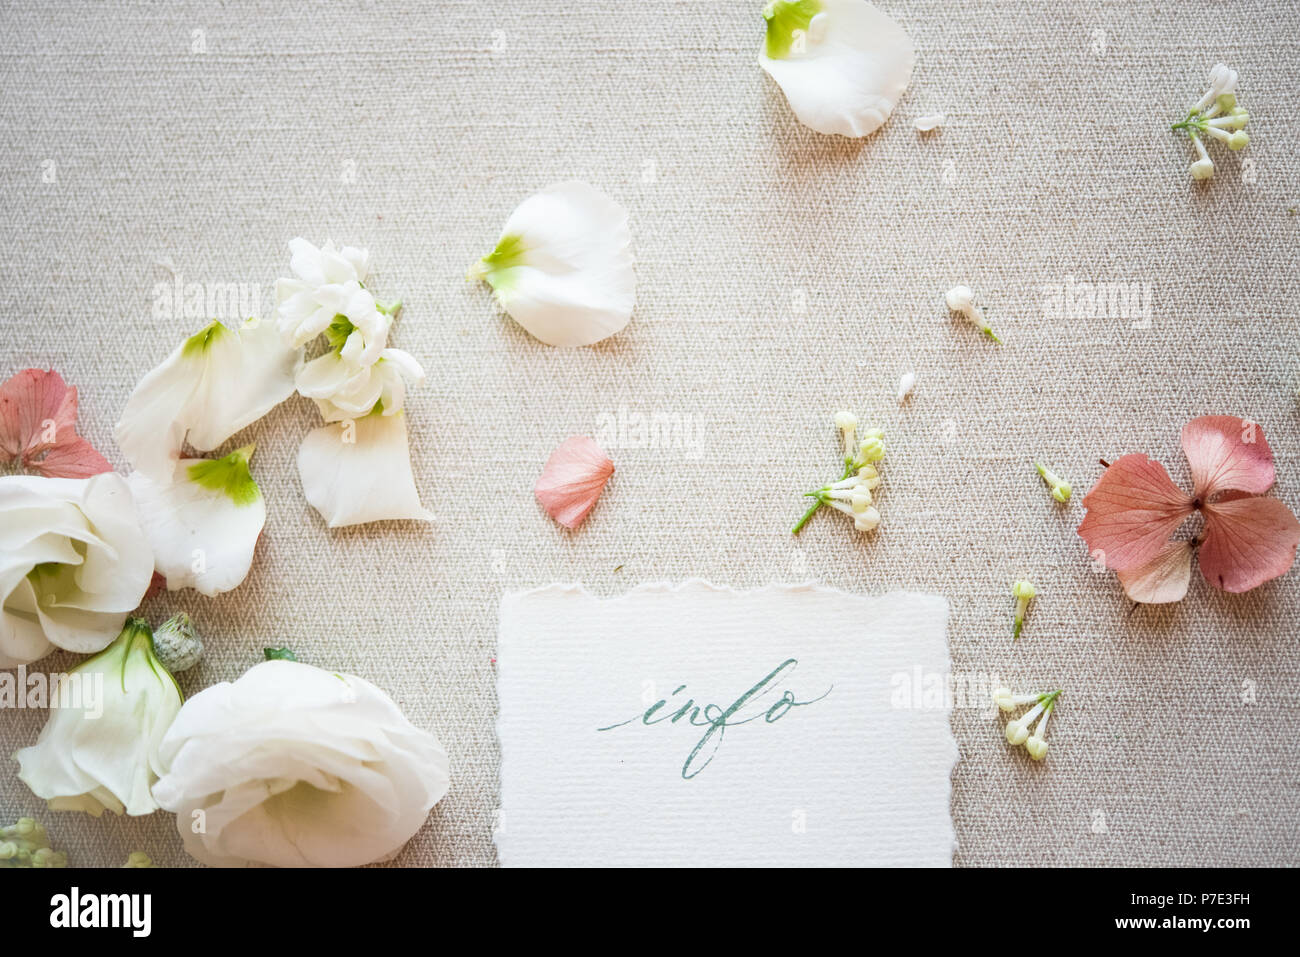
top-left (471, 181), bottom-right (635, 347)
top-left (897, 371), bottom-right (916, 402)
top-left (759, 0), bottom-right (915, 138)
top-left (153, 659), bottom-right (450, 867)
top-left (0, 474), bottom-right (153, 667)
top-left (913, 113), bottom-right (944, 132)
top-left (125, 448), bottom-right (265, 598)
top-left (15, 618), bottom-right (182, 817)
top-left (297, 412), bottom-right (431, 527)
top-left (114, 318), bottom-right (301, 484)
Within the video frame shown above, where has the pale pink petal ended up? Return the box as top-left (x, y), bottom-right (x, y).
top-left (0, 369), bottom-right (111, 478)
top-left (1181, 415), bottom-right (1275, 499)
top-left (1077, 454), bottom-right (1193, 571)
top-left (1198, 494), bottom-right (1300, 593)
top-left (32, 435), bottom-right (112, 478)
top-left (1117, 540), bottom-right (1193, 604)
top-left (534, 436), bottom-right (614, 529)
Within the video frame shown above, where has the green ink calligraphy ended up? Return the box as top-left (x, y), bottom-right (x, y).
top-left (597, 659), bottom-right (831, 779)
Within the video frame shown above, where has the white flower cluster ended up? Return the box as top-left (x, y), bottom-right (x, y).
top-left (793, 411), bottom-right (885, 535)
top-left (275, 238), bottom-right (425, 421)
top-left (994, 688), bottom-right (1061, 761)
top-left (1173, 64), bottom-right (1249, 181)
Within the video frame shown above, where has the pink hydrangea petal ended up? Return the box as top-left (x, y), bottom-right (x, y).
top-left (1198, 493), bottom-right (1300, 593)
top-left (0, 369), bottom-right (75, 458)
top-left (1116, 539), bottom-right (1193, 604)
top-left (34, 436), bottom-right (113, 478)
top-left (1077, 454), bottom-right (1193, 571)
top-left (0, 369), bottom-right (111, 478)
top-left (534, 435), bottom-right (614, 529)
top-left (1181, 415), bottom-right (1275, 500)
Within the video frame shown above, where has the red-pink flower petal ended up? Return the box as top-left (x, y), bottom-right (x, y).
top-left (534, 435), bottom-right (614, 529)
top-left (1117, 539), bottom-right (1193, 604)
top-left (1077, 454), bottom-right (1193, 572)
top-left (1181, 415), bottom-right (1275, 500)
top-left (1198, 493), bottom-right (1300, 593)
top-left (0, 369), bottom-right (111, 478)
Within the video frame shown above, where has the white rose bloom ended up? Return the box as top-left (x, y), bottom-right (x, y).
top-left (15, 617), bottom-right (183, 816)
top-left (0, 473), bottom-right (154, 668)
top-left (153, 660), bottom-right (450, 868)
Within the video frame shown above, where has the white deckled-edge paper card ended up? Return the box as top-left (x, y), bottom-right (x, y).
top-left (496, 581), bottom-right (957, 867)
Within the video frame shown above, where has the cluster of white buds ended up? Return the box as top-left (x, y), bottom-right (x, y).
top-left (1172, 64), bottom-right (1249, 181)
top-left (0, 818), bottom-right (67, 868)
top-left (792, 411), bottom-right (886, 535)
top-left (994, 688), bottom-right (1062, 761)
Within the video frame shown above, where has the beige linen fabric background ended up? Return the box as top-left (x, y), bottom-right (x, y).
top-left (2, 0), bottom-right (1298, 867)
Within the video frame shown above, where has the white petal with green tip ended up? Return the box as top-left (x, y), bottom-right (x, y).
top-left (125, 446), bottom-right (266, 597)
top-left (759, 0), bottom-right (915, 138)
top-left (297, 412), bottom-right (431, 527)
top-left (471, 181), bottom-right (635, 347)
top-left (114, 318), bottom-right (301, 484)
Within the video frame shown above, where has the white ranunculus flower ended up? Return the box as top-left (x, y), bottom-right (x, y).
top-left (15, 617), bottom-right (183, 816)
top-left (759, 0), bottom-right (915, 138)
top-left (125, 445), bottom-right (266, 597)
top-left (297, 411), bottom-right (432, 527)
top-left (0, 473), bottom-right (154, 668)
top-left (114, 318), bottom-right (302, 484)
top-left (469, 181), bottom-right (636, 347)
top-left (152, 660), bottom-right (451, 868)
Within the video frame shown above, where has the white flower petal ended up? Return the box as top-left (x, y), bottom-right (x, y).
top-left (115, 319), bottom-right (301, 483)
top-left (126, 448), bottom-right (265, 597)
top-left (473, 181), bottom-right (635, 347)
top-left (759, 0), bottom-right (915, 138)
top-left (297, 412), bottom-right (431, 527)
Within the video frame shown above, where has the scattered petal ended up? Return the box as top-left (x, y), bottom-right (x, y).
top-left (1199, 494), bottom-right (1300, 593)
top-left (0, 369), bottom-right (111, 478)
top-left (297, 412), bottom-right (431, 527)
top-left (470, 181), bottom-right (636, 347)
top-left (896, 371), bottom-right (915, 403)
top-left (114, 319), bottom-right (301, 484)
top-left (125, 446), bottom-right (265, 597)
top-left (535, 436), bottom-right (614, 529)
top-left (1117, 539), bottom-right (1193, 604)
top-left (1077, 454), bottom-right (1193, 571)
top-left (759, 0), bottom-right (915, 138)
top-left (913, 113), bottom-right (944, 132)
top-left (1181, 415), bottom-right (1275, 499)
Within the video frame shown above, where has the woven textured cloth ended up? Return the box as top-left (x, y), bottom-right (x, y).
top-left (1, 0), bottom-right (1297, 867)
